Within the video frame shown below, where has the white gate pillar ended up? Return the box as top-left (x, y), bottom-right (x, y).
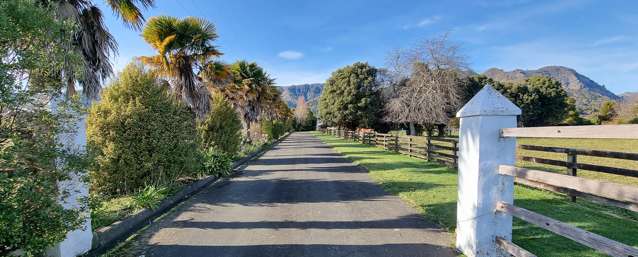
top-left (455, 85), bottom-right (521, 257)
top-left (48, 98), bottom-right (93, 257)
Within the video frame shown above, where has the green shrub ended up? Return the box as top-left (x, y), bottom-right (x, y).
top-left (261, 119), bottom-right (286, 140)
top-left (198, 93), bottom-right (242, 156)
top-left (202, 149), bottom-right (234, 177)
top-left (133, 185), bottom-right (169, 210)
top-left (87, 63), bottom-right (202, 196)
top-left (0, 1), bottom-right (86, 255)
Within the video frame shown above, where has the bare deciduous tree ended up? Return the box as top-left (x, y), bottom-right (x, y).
top-left (384, 34), bottom-right (468, 136)
top-left (294, 96), bottom-right (309, 124)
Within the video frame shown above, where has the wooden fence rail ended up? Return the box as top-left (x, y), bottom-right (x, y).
top-left (321, 126), bottom-right (638, 210)
top-left (453, 86), bottom-right (638, 257)
top-left (496, 201), bottom-right (638, 257)
top-left (494, 125), bottom-right (638, 257)
top-left (324, 128), bottom-right (459, 168)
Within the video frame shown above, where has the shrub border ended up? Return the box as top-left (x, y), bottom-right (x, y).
top-left (87, 132), bottom-right (291, 256)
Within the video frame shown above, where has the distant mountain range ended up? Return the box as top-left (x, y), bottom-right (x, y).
top-left (277, 83), bottom-right (324, 112)
top-left (621, 92), bottom-right (638, 102)
top-left (483, 66), bottom-right (621, 114)
top-left (277, 66), bottom-right (634, 115)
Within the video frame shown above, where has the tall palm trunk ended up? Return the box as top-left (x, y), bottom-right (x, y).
top-left (175, 55), bottom-right (209, 119)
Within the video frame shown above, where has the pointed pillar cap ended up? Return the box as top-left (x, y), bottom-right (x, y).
top-left (456, 85), bottom-right (521, 118)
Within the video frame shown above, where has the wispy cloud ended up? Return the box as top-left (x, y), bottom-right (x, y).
top-left (403, 16), bottom-right (441, 30)
top-left (468, 1), bottom-right (586, 32)
top-left (278, 50), bottom-right (304, 60)
top-left (417, 16), bottom-right (441, 27)
top-left (591, 35), bottom-right (628, 47)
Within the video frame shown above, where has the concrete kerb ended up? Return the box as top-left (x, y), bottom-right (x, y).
top-left (86, 132), bottom-right (291, 256)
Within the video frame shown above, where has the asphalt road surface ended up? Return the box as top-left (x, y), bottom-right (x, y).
top-left (122, 132), bottom-right (455, 257)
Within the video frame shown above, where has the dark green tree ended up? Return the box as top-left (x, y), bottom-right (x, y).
top-left (493, 76), bottom-right (569, 126)
top-left (318, 62), bottom-right (382, 129)
top-left (459, 75), bottom-right (501, 106)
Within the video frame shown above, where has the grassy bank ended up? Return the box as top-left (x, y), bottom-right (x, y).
top-left (91, 139), bottom-right (271, 230)
top-left (313, 132), bottom-right (638, 257)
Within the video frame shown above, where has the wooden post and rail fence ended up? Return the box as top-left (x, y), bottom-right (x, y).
top-left (322, 127), bottom-right (459, 168)
top-left (455, 86), bottom-right (638, 257)
top-left (321, 112), bottom-right (638, 212)
top-left (321, 85), bottom-right (638, 257)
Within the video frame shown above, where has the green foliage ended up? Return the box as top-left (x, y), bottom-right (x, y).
top-left (563, 98), bottom-right (593, 125)
top-left (493, 76), bottom-right (570, 126)
top-left (87, 63), bottom-right (202, 196)
top-left (464, 75), bottom-right (571, 126)
top-left (0, 1), bottom-right (86, 255)
top-left (198, 93), bottom-right (242, 156)
top-left (294, 110), bottom-right (317, 131)
top-left (133, 185), bottom-right (169, 210)
top-left (261, 119), bottom-right (286, 140)
top-left (318, 62), bottom-right (383, 129)
top-left (594, 100), bottom-right (617, 125)
top-left (460, 75), bottom-right (497, 106)
top-left (202, 149), bottom-right (233, 177)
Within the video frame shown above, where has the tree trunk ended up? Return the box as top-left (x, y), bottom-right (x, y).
top-left (437, 124), bottom-right (446, 137)
top-left (408, 122), bottom-right (416, 136)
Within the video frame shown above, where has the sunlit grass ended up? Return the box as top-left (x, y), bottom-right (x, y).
top-left (314, 132), bottom-right (638, 257)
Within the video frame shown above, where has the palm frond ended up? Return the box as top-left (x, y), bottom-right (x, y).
top-left (104, 0), bottom-right (154, 29)
top-left (76, 5), bottom-right (117, 98)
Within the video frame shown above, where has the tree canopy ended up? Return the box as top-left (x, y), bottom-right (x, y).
top-left (492, 76), bottom-right (570, 126)
top-left (383, 35), bottom-right (468, 135)
top-left (318, 62), bottom-right (382, 129)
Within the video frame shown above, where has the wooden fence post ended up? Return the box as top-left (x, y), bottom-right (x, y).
top-left (394, 134), bottom-right (399, 152)
top-left (455, 85), bottom-right (521, 257)
top-left (408, 137), bottom-right (412, 157)
top-left (567, 151), bottom-right (578, 202)
top-left (426, 136), bottom-right (432, 162)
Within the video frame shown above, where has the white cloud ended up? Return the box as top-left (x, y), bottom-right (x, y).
top-left (402, 16), bottom-right (441, 30)
top-left (278, 50), bottom-right (304, 60)
top-left (591, 36), bottom-right (628, 47)
top-left (417, 16), bottom-right (441, 27)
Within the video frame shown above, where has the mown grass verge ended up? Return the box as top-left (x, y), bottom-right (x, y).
top-left (313, 132), bottom-right (638, 257)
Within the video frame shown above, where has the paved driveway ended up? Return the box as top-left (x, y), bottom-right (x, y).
top-left (120, 132), bottom-right (455, 257)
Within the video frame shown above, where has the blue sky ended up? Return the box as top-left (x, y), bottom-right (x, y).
top-left (101, 0), bottom-right (638, 94)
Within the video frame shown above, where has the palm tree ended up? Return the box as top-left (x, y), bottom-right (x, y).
top-left (225, 61), bottom-right (275, 129)
top-left (48, 0), bottom-right (154, 98)
top-left (140, 16), bottom-right (221, 118)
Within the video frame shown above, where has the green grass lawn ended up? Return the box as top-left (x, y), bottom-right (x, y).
top-left (313, 132), bottom-right (638, 257)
